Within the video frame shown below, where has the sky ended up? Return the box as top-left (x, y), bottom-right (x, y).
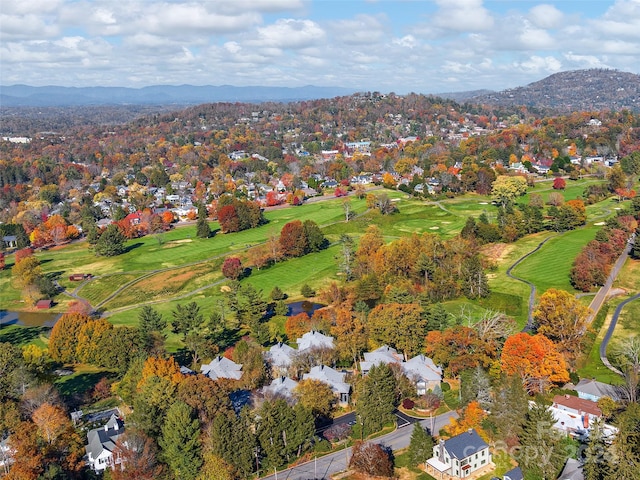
top-left (1, 0), bottom-right (640, 94)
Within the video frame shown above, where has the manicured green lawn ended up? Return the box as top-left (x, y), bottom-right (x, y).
top-left (0, 324), bottom-right (48, 348)
top-left (510, 226), bottom-right (598, 294)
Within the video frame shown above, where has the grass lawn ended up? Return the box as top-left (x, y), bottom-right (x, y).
top-left (394, 449), bottom-right (437, 480)
top-left (0, 324), bottom-right (48, 348)
top-left (55, 364), bottom-right (116, 398)
top-left (509, 226), bottom-right (598, 294)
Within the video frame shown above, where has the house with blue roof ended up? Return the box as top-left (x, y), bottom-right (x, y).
top-left (426, 429), bottom-right (492, 479)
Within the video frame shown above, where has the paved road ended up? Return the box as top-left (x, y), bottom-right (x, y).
top-left (261, 410), bottom-right (458, 480)
top-left (587, 234), bottom-right (634, 325)
top-left (599, 292), bottom-right (640, 376)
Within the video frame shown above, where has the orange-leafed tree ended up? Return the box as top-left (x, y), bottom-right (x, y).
top-left (48, 313), bottom-right (92, 363)
top-left (445, 401), bottom-right (489, 441)
top-left (285, 313), bottom-right (313, 341)
top-left (138, 356), bottom-right (183, 389)
top-left (6, 421), bottom-right (43, 480)
top-left (500, 332), bottom-right (569, 394)
top-left (533, 288), bottom-right (591, 365)
top-left (331, 307), bottom-right (367, 366)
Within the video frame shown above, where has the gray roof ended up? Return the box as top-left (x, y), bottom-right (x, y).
top-left (85, 414), bottom-right (123, 461)
top-left (402, 354), bottom-right (442, 382)
top-left (574, 379), bottom-right (620, 400)
top-left (297, 331), bottom-right (334, 352)
top-left (266, 342), bottom-right (296, 368)
top-left (443, 429), bottom-right (488, 460)
top-left (302, 365), bottom-right (350, 395)
top-left (503, 466), bottom-right (524, 480)
top-left (360, 345), bottom-right (403, 372)
top-left (262, 376), bottom-right (299, 399)
top-left (200, 356), bottom-right (243, 380)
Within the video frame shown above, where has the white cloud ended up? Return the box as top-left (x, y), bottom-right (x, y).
top-left (528, 4), bottom-right (564, 29)
top-left (515, 55), bottom-right (563, 74)
top-left (0, 14), bottom-right (60, 40)
top-left (432, 0), bottom-right (494, 32)
top-left (393, 35), bottom-right (418, 49)
top-left (252, 19), bottom-right (325, 49)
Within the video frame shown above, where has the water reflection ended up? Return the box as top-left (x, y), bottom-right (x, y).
top-left (0, 310), bottom-right (61, 328)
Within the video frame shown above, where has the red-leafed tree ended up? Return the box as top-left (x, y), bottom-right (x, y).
top-left (221, 257), bottom-right (243, 280)
top-left (553, 177), bottom-right (566, 190)
top-left (217, 205), bottom-right (240, 233)
top-left (279, 220), bottom-right (307, 257)
top-left (15, 247), bottom-right (34, 264)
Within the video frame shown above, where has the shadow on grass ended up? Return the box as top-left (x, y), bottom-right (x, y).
top-left (0, 325), bottom-right (48, 346)
top-left (56, 372), bottom-right (106, 398)
top-left (124, 242), bottom-right (144, 254)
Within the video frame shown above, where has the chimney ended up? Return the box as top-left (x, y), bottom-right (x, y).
top-left (104, 424), bottom-right (108, 432)
top-left (468, 428), bottom-right (473, 435)
top-left (583, 414), bottom-right (590, 429)
top-left (438, 439), bottom-right (445, 462)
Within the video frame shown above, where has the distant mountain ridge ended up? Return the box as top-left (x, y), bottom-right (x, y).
top-left (470, 69), bottom-right (640, 112)
top-left (0, 84), bottom-right (357, 107)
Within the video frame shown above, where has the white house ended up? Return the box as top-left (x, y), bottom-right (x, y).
top-left (85, 414), bottom-right (124, 472)
top-left (302, 365), bottom-right (350, 404)
top-left (200, 356), bottom-right (243, 381)
top-left (426, 429), bottom-right (492, 479)
top-left (548, 395), bottom-right (617, 439)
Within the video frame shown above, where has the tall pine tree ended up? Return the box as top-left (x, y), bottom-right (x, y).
top-left (583, 418), bottom-right (613, 480)
top-left (407, 423), bottom-right (434, 468)
top-left (357, 363), bottom-right (398, 434)
top-left (159, 401), bottom-right (202, 480)
top-left (517, 402), bottom-right (565, 480)
top-left (196, 203), bottom-right (211, 239)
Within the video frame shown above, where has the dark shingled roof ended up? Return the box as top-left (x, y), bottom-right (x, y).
top-left (443, 429), bottom-right (488, 460)
top-left (504, 466), bottom-right (524, 480)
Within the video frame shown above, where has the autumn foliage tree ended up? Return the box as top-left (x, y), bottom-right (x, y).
top-left (221, 257), bottom-right (243, 280)
top-left (111, 430), bottom-right (165, 480)
top-left (533, 288), bottom-right (591, 365)
top-left (501, 332), bottom-right (569, 393)
top-left (553, 177), bottom-right (566, 190)
top-left (48, 313), bottom-right (92, 363)
top-left (349, 441), bottom-right (394, 477)
top-left (279, 220), bottom-right (307, 257)
top-left (445, 401), bottom-right (489, 441)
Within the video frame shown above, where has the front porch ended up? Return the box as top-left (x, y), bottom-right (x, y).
top-left (425, 458), bottom-right (494, 480)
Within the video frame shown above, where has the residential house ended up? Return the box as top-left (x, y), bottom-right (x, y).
top-left (265, 342), bottom-right (296, 372)
top-left (426, 429), bottom-right (492, 479)
top-left (546, 396), bottom-right (617, 439)
top-left (359, 345), bottom-right (403, 374)
top-left (261, 376), bottom-right (299, 401)
top-left (200, 356), bottom-right (243, 381)
top-left (297, 331), bottom-right (334, 352)
top-left (502, 466), bottom-right (523, 480)
top-left (85, 414), bottom-right (124, 472)
top-left (573, 379), bottom-right (620, 402)
top-left (1, 235), bottom-right (17, 249)
top-left (302, 365), bottom-right (350, 404)
top-left (402, 354), bottom-right (443, 395)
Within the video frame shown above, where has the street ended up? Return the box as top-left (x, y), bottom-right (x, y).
top-left (261, 410), bottom-right (458, 480)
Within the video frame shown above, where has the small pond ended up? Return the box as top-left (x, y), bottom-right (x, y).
top-left (287, 301), bottom-right (326, 317)
top-left (0, 310), bottom-right (61, 328)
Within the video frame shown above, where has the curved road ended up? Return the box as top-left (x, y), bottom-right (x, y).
top-left (599, 291), bottom-right (640, 376)
top-left (261, 410), bottom-right (458, 480)
top-left (505, 235), bottom-right (557, 331)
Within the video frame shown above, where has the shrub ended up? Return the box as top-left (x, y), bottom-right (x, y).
top-left (402, 398), bottom-right (415, 410)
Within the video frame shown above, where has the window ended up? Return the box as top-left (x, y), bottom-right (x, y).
top-left (481, 459), bottom-right (486, 465)
top-left (481, 450), bottom-right (485, 456)
top-left (475, 453), bottom-right (478, 459)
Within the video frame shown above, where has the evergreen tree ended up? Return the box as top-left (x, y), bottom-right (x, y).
top-left (583, 418), bottom-right (613, 480)
top-left (171, 302), bottom-right (203, 338)
top-left (94, 224), bottom-right (126, 256)
top-left (611, 403), bottom-right (640, 479)
top-left (357, 363), bottom-right (398, 434)
top-left (460, 217), bottom-right (477, 239)
top-left (138, 306), bottom-right (167, 352)
top-left (159, 401), bottom-right (202, 480)
top-left (489, 376), bottom-right (528, 442)
top-left (338, 234), bottom-right (355, 280)
top-left (303, 219), bottom-right (328, 252)
top-left (517, 402), bottom-right (565, 480)
top-left (210, 409), bottom-right (255, 478)
top-left (196, 203), bottom-right (211, 239)
top-left (270, 286), bottom-right (286, 301)
top-left (407, 423), bottom-right (434, 468)
top-left (86, 223), bottom-right (100, 245)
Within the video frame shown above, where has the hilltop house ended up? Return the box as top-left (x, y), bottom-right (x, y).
top-left (426, 429), bottom-right (492, 479)
top-left (302, 365), bottom-right (350, 404)
top-left (200, 356), bottom-right (243, 381)
top-left (85, 414), bottom-right (124, 472)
